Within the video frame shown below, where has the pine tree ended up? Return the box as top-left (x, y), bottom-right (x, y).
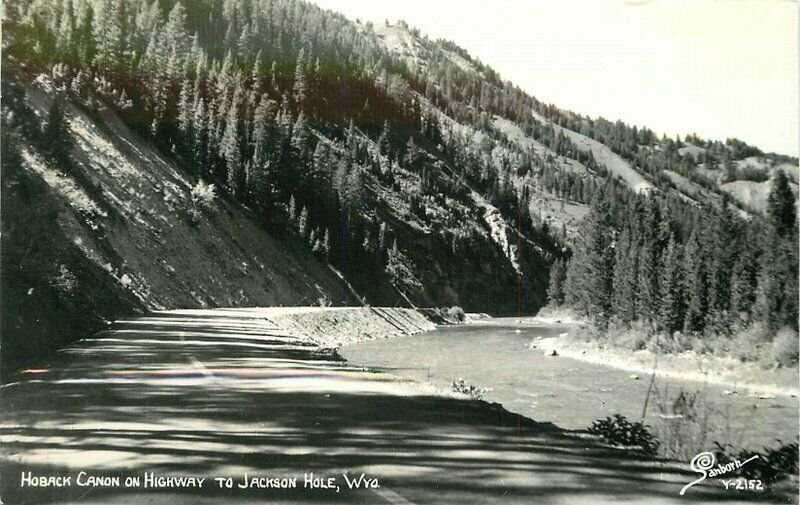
top-left (57, 0), bottom-right (77, 62)
top-left (682, 228), bottom-right (707, 333)
top-left (298, 206), bottom-right (309, 238)
top-left (322, 228), bottom-right (331, 258)
top-left (637, 241), bottom-right (658, 324)
top-left (177, 77), bottom-right (193, 154)
top-left (191, 97), bottom-right (207, 176)
top-left (705, 200), bottom-right (736, 332)
top-left (547, 258), bottom-right (567, 306)
top-left (658, 234), bottom-right (683, 333)
top-left (93, 0), bottom-right (125, 70)
top-left (287, 195), bottom-right (297, 232)
top-left (43, 99), bottom-right (72, 164)
top-left (164, 1), bottom-right (190, 77)
top-left (220, 86), bottom-right (243, 196)
top-left (564, 199), bottom-right (614, 325)
top-left (767, 170), bottom-right (797, 238)
top-left (378, 222), bottom-right (387, 254)
top-left (611, 228), bottom-right (638, 324)
top-left (252, 95), bottom-right (276, 167)
top-left (729, 225), bottom-right (761, 322)
top-left (76, 4), bottom-right (96, 65)
top-left (292, 48), bottom-right (307, 111)
top-left (755, 174), bottom-right (799, 331)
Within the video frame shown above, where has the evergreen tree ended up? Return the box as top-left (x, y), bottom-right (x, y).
top-left (729, 224), bottom-right (761, 322)
top-left (177, 77), bottom-right (193, 154)
top-left (755, 174), bottom-right (799, 331)
top-left (43, 99), bottom-right (72, 164)
top-left (220, 87), bottom-right (243, 195)
top-left (564, 199), bottom-right (614, 325)
top-left (547, 258), bottom-right (567, 306)
top-left (322, 228), bottom-right (331, 258)
top-left (93, 0), bottom-right (125, 70)
top-left (682, 228), bottom-right (707, 333)
top-left (658, 234), bottom-right (683, 333)
top-left (298, 206), bottom-right (309, 238)
top-left (292, 48), bottom-right (307, 111)
top-left (767, 170), bottom-right (797, 238)
top-left (611, 228), bottom-right (638, 324)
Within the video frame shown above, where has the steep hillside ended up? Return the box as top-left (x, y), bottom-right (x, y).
top-left (2, 83), bottom-right (354, 379)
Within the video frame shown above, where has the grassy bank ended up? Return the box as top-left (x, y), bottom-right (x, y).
top-left (528, 308), bottom-right (799, 398)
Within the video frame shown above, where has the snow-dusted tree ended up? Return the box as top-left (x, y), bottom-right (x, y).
top-left (57, 0), bottom-right (78, 62)
top-left (177, 78), bottom-right (193, 149)
top-left (292, 48), bottom-right (307, 111)
top-left (378, 222), bottom-right (387, 254)
top-left (221, 86), bottom-right (243, 196)
top-left (252, 95), bottom-right (276, 167)
top-left (291, 111), bottom-right (309, 156)
top-left (297, 206), bottom-right (309, 238)
top-left (164, 1), bottom-right (190, 75)
top-left (323, 228), bottom-right (332, 254)
top-left (93, 0), bottom-right (126, 70)
top-left (287, 195), bottom-right (297, 231)
top-left (190, 97), bottom-right (207, 175)
top-left (248, 49), bottom-right (264, 107)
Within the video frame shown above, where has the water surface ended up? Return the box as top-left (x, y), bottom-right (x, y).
top-left (340, 319), bottom-right (799, 452)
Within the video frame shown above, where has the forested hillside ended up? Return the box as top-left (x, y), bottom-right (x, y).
top-left (2, 0), bottom-right (797, 377)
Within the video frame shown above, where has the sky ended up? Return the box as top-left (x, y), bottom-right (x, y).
top-left (310, 0), bottom-right (799, 157)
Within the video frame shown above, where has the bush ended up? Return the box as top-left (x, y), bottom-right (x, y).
top-left (608, 320), bottom-right (650, 351)
top-left (588, 414), bottom-right (660, 457)
top-left (191, 180), bottom-right (216, 209)
top-left (189, 181), bottom-right (216, 223)
top-left (446, 305), bottom-right (465, 323)
top-left (730, 322), bottom-right (770, 363)
top-left (451, 378), bottom-right (486, 401)
top-left (772, 327), bottom-right (799, 366)
top-left (713, 441), bottom-right (799, 484)
top-left (647, 331), bottom-right (694, 354)
top-left (652, 386), bottom-right (713, 461)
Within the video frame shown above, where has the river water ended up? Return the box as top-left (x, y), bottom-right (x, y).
top-left (340, 319), bottom-right (798, 453)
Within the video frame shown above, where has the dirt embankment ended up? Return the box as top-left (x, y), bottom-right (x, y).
top-left (265, 307), bottom-right (436, 347)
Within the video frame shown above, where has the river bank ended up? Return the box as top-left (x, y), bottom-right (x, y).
top-left (515, 315), bottom-right (800, 399)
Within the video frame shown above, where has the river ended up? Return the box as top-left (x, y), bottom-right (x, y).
top-left (340, 318), bottom-right (798, 454)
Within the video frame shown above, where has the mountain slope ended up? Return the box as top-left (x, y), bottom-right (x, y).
top-left (1, 83), bottom-right (351, 378)
top-left (2, 0), bottom-right (797, 378)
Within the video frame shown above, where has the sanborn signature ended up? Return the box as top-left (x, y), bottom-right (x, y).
top-left (679, 451), bottom-right (759, 495)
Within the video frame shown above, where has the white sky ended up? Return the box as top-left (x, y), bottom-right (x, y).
top-left (310, 0), bottom-right (799, 157)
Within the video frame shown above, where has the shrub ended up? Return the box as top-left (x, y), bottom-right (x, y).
top-left (191, 180), bottom-right (216, 209)
top-left (50, 264), bottom-right (78, 298)
top-left (651, 386), bottom-right (713, 461)
top-left (730, 322), bottom-right (770, 363)
top-left (446, 305), bottom-right (465, 323)
top-left (647, 331), bottom-right (694, 354)
top-left (189, 181), bottom-right (216, 223)
top-left (451, 378), bottom-right (486, 401)
top-left (608, 320), bottom-right (650, 351)
top-left (588, 414), bottom-right (659, 457)
top-left (772, 327), bottom-right (799, 366)
top-left (713, 441), bottom-right (799, 484)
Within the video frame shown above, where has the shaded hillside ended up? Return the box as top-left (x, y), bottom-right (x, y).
top-left (1, 83), bottom-right (353, 379)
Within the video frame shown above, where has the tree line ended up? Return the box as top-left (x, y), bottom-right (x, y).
top-left (549, 171), bottom-right (798, 342)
